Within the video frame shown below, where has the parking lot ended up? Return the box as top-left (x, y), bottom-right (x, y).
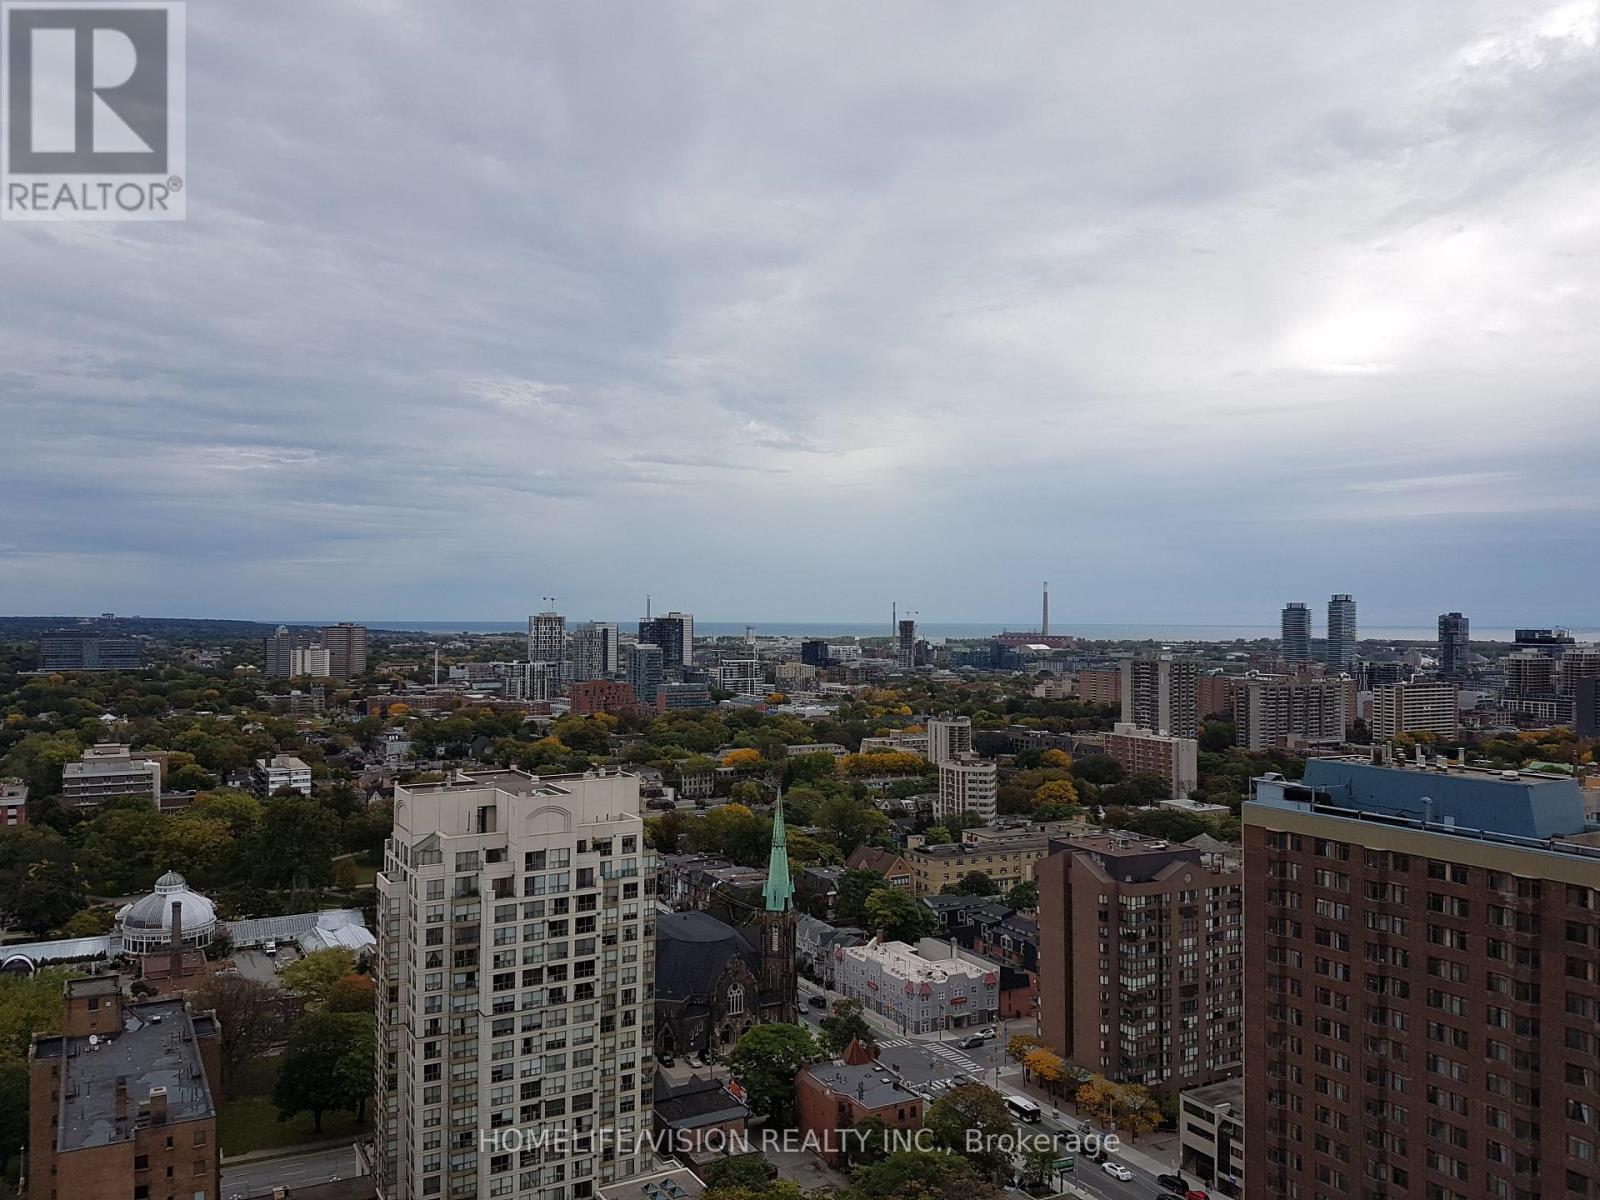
top-left (230, 944), bottom-right (300, 983)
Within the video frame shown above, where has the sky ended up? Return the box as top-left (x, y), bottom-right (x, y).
top-left (2, 1), bottom-right (1598, 627)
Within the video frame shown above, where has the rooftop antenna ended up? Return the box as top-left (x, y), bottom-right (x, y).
top-left (540, 595), bottom-right (559, 612)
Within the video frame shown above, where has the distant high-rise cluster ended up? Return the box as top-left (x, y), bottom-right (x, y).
top-left (263, 622), bottom-right (366, 680)
top-left (896, 618), bottom-right (916, 670)
top-left (1325, 593), bottom-right (1357, 670)
top-left (527, 610), bottom-right (565, 666)
top-left (638, 611), bottom-right (694, 679)
top-left (1279, 602), bottom-right (1311, 662)
top-left (1437, 610), bottom-right (1470, 677)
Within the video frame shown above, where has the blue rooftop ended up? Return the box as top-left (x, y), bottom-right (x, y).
top-left (1257, 757), bottom-right (1587, 840)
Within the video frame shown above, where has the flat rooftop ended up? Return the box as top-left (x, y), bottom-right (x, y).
top-left (49, 998), bottom-right (215, 1151)
top-left (1183, 1075), bottom-right (1244, 1111)
top-left (844, 938), bottom-right (991, 983)
top-left (804, 1040), bottom-right (969, 1107)
top-left (1255, 756), bottom-right (1588, 840)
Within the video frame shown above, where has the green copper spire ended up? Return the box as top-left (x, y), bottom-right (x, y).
top-left (763, 790), bottom-right (795, 912)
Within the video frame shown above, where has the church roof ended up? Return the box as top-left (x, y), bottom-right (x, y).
top-left (654, 910), bottom-right (757, 1003)
top-left (763, 792), bottom-right (794, 912)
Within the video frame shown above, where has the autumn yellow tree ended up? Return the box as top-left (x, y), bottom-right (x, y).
top-left (1075, 1075), bottom-right (1117, 1124)
top-left (1006, 1033), bottom-right (1042, 1064)
top-left (1023, 1047), bottom-right (1065, 1096)
top-left (722, 748), bottom-right (763, 770)
top-left (1040, 749), bottom-right (1073, 769)
top-left (1034, 778), bottom-right (1080, 807)
top-left (1111, 1082), bottom-right (1163, 1141)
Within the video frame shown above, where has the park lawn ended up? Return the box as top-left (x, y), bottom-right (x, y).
top-left (218, 1055), bottom-right (369, 1156)
top-left (333, 851), bottom-right (379, 888)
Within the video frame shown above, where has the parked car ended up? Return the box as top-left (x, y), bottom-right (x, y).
top-left (263, 940), bottom-right (277, 957)
top-left (1158, 1176), bottom-right (1189, 1193)
top-left (657, 1051), bottom-right (674, 1067)
top-left (807, 994), bottom-right (827, 1009)
top-left (979, 1025), bottom-right (997, 1038)
top-left (959, 1035), bottom-right (986, 1049)
top-left (1102, 1162), bottom-right (1133, 1182)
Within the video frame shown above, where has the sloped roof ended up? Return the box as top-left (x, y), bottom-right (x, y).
top-left (654, 911), bottom-right (757, 1003)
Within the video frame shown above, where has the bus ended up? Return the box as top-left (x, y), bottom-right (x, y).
top-left (1005, 1095), bottom-right (1042, 1123)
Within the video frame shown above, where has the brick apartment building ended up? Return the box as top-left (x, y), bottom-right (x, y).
top-left (1037, 831), bottom-right (1243, 1092)
top-left (1244, 755), bottom-right (1600, 1200)
top-left (570, 678), bottom-right (638, 716)
top-left (28, 977), bottom-right (222, 1200)
top-left (1075, 669), bottom-right (1123, 706)
top-left (1106, 722), bottom-right (1199, 799)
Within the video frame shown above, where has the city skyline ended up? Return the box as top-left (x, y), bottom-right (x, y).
top-left (3, 2), bottom-right (1599, 620)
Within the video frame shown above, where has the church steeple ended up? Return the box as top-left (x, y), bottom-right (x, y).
top-left (763, 790), bottom-right (795, 912)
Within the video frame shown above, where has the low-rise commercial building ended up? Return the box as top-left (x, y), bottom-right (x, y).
top-left (837, 937), bottom-right (999, 1034)
top-left (1179, 1076), bottom-right (1244, 1199)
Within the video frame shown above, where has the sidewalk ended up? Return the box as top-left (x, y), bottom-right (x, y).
top-left (1003, 1076), bottom-right (1180, 1176)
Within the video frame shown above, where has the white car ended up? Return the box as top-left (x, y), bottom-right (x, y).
top-left (1102, 1162), bottom-right (1133, 1181)
top-left (979, 1025), bottom-right (997, 1038)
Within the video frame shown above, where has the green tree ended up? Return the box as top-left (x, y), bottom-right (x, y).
top-left (940, 870), bottom-right (995, 897)
top-left (924, 1083), bottom-right (1015, 1178)
top-left (839, 1113), bottom-right (894, 1170)
top-left (326, 973), bottom-right (377, 1014)
top-left (704, 1185), bottom-right (805, 1200)
top-left (0, 971), bottom-right (66, 1065)
top-left (6, 855), bottom-right (88, 935)
top-left (278, 947), bottom-right (359, 1007)
top-left (248, 796), bottom-right (339, 891)
top-left (728, 1023), bottom-right (823, 1125)
top-left (817, 794), bottom-right (891, 856)
top-left (191, 975), bottom-right (288, 1099)
top-left (835, 868), bottom-right (886, 923)
top-left (849, 1149), bottom-right (1001, 1200)
top-left (1021, 1139), bottom-right (1059, 1189)
top-left (863, 887), bottom-right (936, 944)
top-left (819, 998), bottom-right (878, 1057)
top-left (274, 1011), bottom-right (373, 1132)
top-left (701, 1155), bottom-right (776, 1191)
top-left (1071, 756), bottom-right (1122, 786)
top-left (0, 1061), bottom-right (27, 1176)
top-left (1005, 880), bottom-right (1038, 910)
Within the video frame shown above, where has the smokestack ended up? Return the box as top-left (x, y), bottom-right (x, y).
top-left (114, 1078), bottom-right (128, 1121)
top-left (148, 1086), bottom-right (168, 1123)
top-left (169, 898), bottom-right (183, 979)
top-left (1042, 581), bottom-right (1049, 636)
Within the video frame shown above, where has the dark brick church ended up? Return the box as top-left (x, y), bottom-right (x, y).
top-left (654, 796), bottom-right (797, 1059)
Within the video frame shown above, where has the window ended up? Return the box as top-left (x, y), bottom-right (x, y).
top-left (727, 983), bottom-right (745, 1016)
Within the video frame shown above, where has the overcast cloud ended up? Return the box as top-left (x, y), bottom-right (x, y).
top-left (1, 0), bottom-right (1597, 626)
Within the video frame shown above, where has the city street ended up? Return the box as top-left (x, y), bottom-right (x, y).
top-left (799, 977), bottom-right (1188, 1200)
top-left (222, 1144), bottom-right (362, 1199)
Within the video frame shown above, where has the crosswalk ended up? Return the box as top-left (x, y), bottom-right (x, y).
top-left (878, 1036), bottom-right (982, 1076)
